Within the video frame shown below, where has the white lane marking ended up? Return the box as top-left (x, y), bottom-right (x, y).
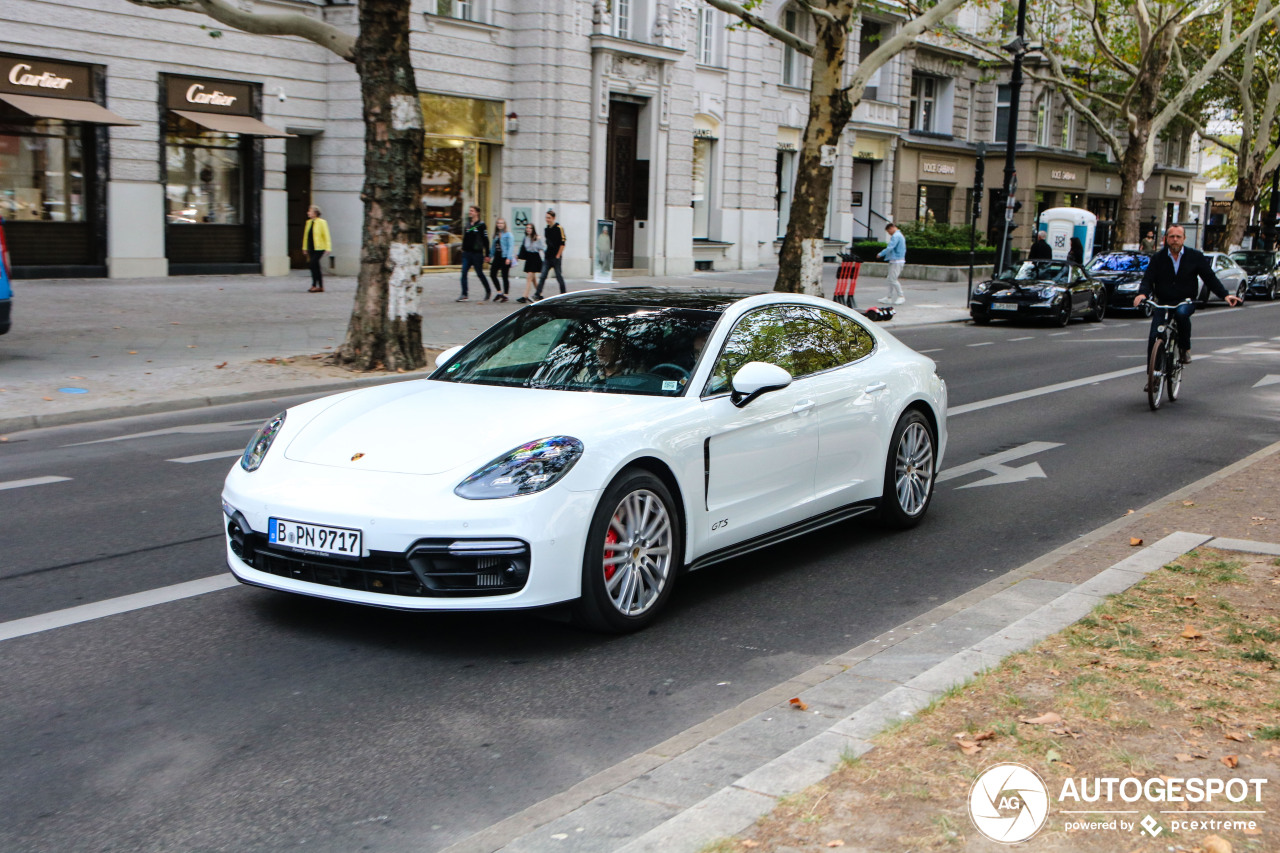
top-left (937, 442), bottom-right (1062, 489)
top-left (917, 348), bottom-right (942, 354)
top-left (949, 362), bottom-right (1167, 416)
top-left (1255, 375), bottom-right (1280, 388)
top-left (967, 342), bottom-right (994, 348)
top-left (0, 476), bottom-right (72, 491)
top-left (1049, 331), bottom-right (1071, 336)
top-left (168, 450), bottom-right (243, 464)
top-left (65, 419), bottom-right (260, 447)
top-left (1008, 336), bottom-right (1034, 342)
top-left (0, 574), bottom-right (239, 643)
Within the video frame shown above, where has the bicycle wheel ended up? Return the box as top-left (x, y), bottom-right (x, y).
top-left (1147, 338), bottom-right (1165, 410)
top-left (1167, 337), bottom-right (1183, 402)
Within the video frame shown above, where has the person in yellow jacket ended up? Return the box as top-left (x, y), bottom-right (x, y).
top-left (303, 205), bottom-right (332, 292)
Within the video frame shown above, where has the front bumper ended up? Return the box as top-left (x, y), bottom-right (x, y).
top-left (969, 298), bottom-right (1058, 320)
top-left (222, 463), bottom-right (599, 611)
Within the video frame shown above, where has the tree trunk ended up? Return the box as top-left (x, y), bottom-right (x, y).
top-left (1114, 129), bottom-right (1149, 249)
top-left (775, 13), bottom-right (853, 295)
top-left (1225, 154), bottom-right (1266, 251)
top-left (338, 0), bottom-right (425, 371)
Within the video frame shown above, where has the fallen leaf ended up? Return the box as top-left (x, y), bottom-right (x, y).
top-left (1202, 834), bottom-right (1232, 853)
top-left (1182, 596), bottom-right (1197, 606)
top-left (789, 697), bottom-right (808, 711)
top-left (1182, 500), bottom-right (1195, 507)
top-left (1130, 537), bottom-right (1144, 546)
top-left (1175, 753), bottom-right (1196, 762)
top-left (69, 376), bottom-right (83, 380)
top-left (1181, 625), bottom-right (1204, 639)
top-left (215, 362), bottom-right (228, 369)
top-left (188, 345), bottom-right (198, 349)
top-left (169, 321), bottom-right (181, 325)
top-left (827, 842), bottom-right (845, 848)
top-left (1224, 732), bottom-right (1247, 743)
top-left (741, 841), bottom-right (760, 849)
top-left (127, 350), bottom-right (138, 355)
top-left (1244, 825), bottom-right (1262, 835)
top-left (1020, 712), bottom-right (1063, 725)
top-left (955, 739), bottom-right (981, 755)
top-left (1220, 755), bottom-right (1239, 768)
top-left (973, 730), bottom-right (996, 742)
top-left (42, 396), bottom-right (53, 401)
top-left (1126, 509), bottom-right (1135, 515)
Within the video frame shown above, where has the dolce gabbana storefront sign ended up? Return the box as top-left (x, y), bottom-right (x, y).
top-left (918, 157), bottom-right (959, 182)
top-left (1037, 161), bottom-right (1089, 189)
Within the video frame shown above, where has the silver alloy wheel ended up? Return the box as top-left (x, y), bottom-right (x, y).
top-left (602, 489), bottom-right (673, 617)
top-left (894, 422), bottom-right (935, 517)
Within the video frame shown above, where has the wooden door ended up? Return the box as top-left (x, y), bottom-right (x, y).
top-left (606, 101), bottom-right (639, 268)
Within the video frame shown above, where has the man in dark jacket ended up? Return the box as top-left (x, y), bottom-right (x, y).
top-left (458, 205), bottom-right (491, 302)
top-left (1028, 231), bottom-right (1053, 260)
top-left (536, 209), bottom-right (567, 299)
top-left (1134, 225), bottom-right (1239, 371)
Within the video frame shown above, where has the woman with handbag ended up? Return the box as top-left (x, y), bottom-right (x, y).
top-left (517, 223), bottom-right (546, 303)
top-left (490, 218), bottom-right (514, 302)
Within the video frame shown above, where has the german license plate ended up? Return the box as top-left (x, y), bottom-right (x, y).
top-left (269, 517), bottom-right (362, 557)
top-left (992, 302), bottom-right (1018, 311)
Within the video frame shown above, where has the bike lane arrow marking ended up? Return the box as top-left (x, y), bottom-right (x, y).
top-left (936, 441), bottom-right (1063, 489)
top-left (1254, 375), bottom-right (1280, 388)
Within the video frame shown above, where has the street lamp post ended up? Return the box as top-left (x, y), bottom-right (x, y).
top-left (968, 141), bottom-right (986, 305)
top-left (996, 0), bottom-right (1030, 276)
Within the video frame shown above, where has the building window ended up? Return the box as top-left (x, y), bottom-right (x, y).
top-left (692, 136), bottom-right (714, 239)
top-left (435, 0), bottom-right (485, 23)
top-left (697, 7), bottom-right (720, 65)
top-left (782, 8), bottom-right (804, 87)
top-left (994, 84), bottom-right (1012, 143)
top-left (776, 148), bottom-right (796, 237)
top-left (859, 21), bottom-right (882, 100)
top-left (1035, 93), bottom-right (1051, 146)
top-left (1061, 108), bottom-right (1075, 150)
top-left (966, 80), bottom-right (976, 140)
top-left (0, 119), bottom-right (86, 223)
top-left (917, 184), bottom-right (951, 223)
top-left (910, 74), bottom-right (937, 132)
top-left (615, 0), bottom-right (632, 39)
top-left (165, 114), bottom-right (244, 225)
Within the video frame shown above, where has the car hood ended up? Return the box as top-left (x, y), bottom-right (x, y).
top-left (283, 379), bottom-right (672, 475)
top-left (987, 279), bottom-right (1061, 293)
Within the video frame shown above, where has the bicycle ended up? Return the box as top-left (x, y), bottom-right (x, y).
top-left (1144, 299), bottom-right (1192, 411)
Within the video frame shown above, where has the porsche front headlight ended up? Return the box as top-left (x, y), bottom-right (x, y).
top-left (240, 411), bottom-right (286, 472)
top-left (972, 282), bottom-right (990, 295)
top-left (1039, 286), bottom-right (1063, 300)
top-left (455, 436), bottom-right (584, 499)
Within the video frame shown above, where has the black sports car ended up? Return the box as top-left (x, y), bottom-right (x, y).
top-left (1087, 251), bottom-right (1152, 314)
top-left (1228, 250), bottom-right (1280, 300)
top-left (970, 260), bottom-right (1106, 326)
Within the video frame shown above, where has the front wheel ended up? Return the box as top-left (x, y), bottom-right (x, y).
top-left (573, 470), bottom-right (681, 633)
top-left (1237, 282), bottom-right (1248, 301)
top-left (1055, 297), bottom-right (1072, 327)
top-left (1147, 338), bottom-right (1166, 411)
top-left (1167, 339), bottom-right (1183, 402)
top-left (878, 410), bottom-right (936, 529)
top-left (1088, 294), bottom-right (1106, 322)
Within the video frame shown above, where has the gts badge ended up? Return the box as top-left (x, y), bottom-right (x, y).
top-left (711, 518), bottom-right (729, 532)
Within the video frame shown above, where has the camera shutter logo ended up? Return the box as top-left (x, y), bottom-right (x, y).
top-left (968, 763), bottom-right (1051, 843)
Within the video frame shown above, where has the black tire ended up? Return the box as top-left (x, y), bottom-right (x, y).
top-left (972, 313), bottom-right (991, 326)
top-left (1055, 297), bottom-right (1072, 327)
top-left (1167, 339), bottom-right (1183, 402)
top-left (572, 470), bottom-right (681, 633)
top-left (878, 409), bottom-right (936, 529)
top-left (1147, 338), bottom-right (1165, 411)
top-left (1237, 282), bottom-right (1248, 301)
top-left (1087, 293), bottom-right (1106, 322)
top-left (1270, 280), bottom-right (1279, 301)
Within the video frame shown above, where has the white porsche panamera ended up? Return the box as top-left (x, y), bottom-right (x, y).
top-left (221, 287), bottom-right (947, 632)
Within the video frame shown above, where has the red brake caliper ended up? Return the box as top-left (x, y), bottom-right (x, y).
top-left (604, 527), bottom-right (620, 581)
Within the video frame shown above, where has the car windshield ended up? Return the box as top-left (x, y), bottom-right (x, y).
top-left (1088, 253), bottom-right (1149, 273)
top-left (997, 261), bottom-right (1070, 283)
top-left (1229, 251), bottom-right (1270, 273)
top-left (432, 303), bottom-right (720, 396)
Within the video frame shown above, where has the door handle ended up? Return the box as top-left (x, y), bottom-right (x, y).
top-left (791, 399), bottom-right (815, 414)
top-left (864, 382), bottom-right (888, 394)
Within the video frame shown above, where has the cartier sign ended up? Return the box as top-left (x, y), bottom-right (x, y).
top-left (0, 54), bottom-right (92, 100)
top-left (165, 75), bottom-right (253, 116)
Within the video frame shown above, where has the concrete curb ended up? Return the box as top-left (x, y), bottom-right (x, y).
top-left (440, 437), bottom-right (1280, 853)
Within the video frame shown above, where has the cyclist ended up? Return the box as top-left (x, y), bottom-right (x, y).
top-left (1134, 225), bottom-right (1240, 389)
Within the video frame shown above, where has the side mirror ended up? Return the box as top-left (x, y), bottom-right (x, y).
top-left (435, 345), bottom-right (464, 369)
top-left (730, 361), bottom-right (792, 408)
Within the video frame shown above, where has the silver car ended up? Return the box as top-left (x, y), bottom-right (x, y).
top-left (1199, 253), bottom-right (1249, 306)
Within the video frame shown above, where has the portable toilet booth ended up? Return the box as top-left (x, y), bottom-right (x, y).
top-left (1038, 207), bottom-right (1097, 264)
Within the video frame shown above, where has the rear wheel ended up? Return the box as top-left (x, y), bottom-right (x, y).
top-left (573, 470), bottom-right (681, 633)
top-left (1147, 338), bottom-right (1166, 411)
top-left (878, 410), bottom-right (936, 529)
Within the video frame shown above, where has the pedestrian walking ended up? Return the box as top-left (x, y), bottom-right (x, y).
top-left (517, 223), bottom-right (545, 303)
top-left (876, 222), bottom-right (906, 305)
top-left (490, 217), bottom-right (513, 302)
top-left (1029, 230), bottom-right (1052, 260)
top-left (458, 205), bottom-right (491, 302)
top-left (1068, 236), bottom-right (1084, 264)
top-left (302, 205), bottom-right (331, 292)
top-left (1140, 231), bottom-right (1157, 253)
top-left (536, 209), bottom-right (566, 299)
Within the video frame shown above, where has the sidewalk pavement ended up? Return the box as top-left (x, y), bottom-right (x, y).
top-left (0, 265), bottom-right (972, 434)
top-left (440, 439), bottom-right (1280, 853)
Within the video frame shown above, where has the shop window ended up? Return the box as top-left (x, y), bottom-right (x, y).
top-left (994, 84), bottom-right (1012, 143)
top-left (917, 184), bottom-right (951, 224)
top-left (420, 93), bottom-right (504, 267)
top-left (1035, 190), bottom-right (1056, 221)
top-left (859, 20), bottom-right (882, 100)
top-left (910, 74), bottom-right (936, 132)
top-left (692, 135), bottom-right (714, 239)
top-left (165, 113), bottom-right (244, 225)
top-left (0, 118), bottom-right (85, 223)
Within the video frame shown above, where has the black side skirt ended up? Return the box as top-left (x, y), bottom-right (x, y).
top-left (686, 500), bottom-right (878, 573)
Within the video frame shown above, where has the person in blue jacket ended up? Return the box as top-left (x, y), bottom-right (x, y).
top-left (489, 217), bottom-right (514, 302)
top-left (876, 222), bottom-right (907, 305)
top-left (0, 215), bottom-right (12, 335)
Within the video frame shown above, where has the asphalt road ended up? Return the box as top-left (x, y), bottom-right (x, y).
top-left (3, 300), bottom-right (1279, 853)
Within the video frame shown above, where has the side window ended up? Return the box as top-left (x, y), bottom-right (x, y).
top-left (823, 310), bottom-right (876, 363)
top-left (705, 306), bottom-right (795, 396)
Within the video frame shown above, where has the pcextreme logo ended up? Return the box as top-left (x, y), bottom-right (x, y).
top-left (968, 763), bottom-right (1051, 843)
top-left (969, 762), bottom-right (1269, 844)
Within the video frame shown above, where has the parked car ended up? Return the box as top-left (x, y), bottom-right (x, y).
top-left (0, 216), bottom-right (11, 336)
top-left (1228, 250), bottom-right (1280, 301)
top-left (1086, 251), bottom-right (1152, 315)
top-left (221, 288), bottom-right (948, 632)
top-left (1199, 253), bottom-right (1249, 306)
top-left (969, 260), bottom-right (1106, 326)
